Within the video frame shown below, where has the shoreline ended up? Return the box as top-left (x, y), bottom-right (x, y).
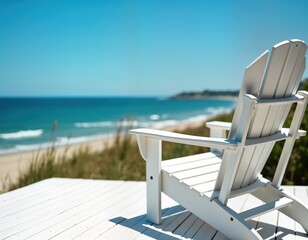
top-left (0, 112), bottom-right (231, 186)
top-left (171, 96), bottom-right (238, 101)
top-left (0, 137), bottom-right (115, 185)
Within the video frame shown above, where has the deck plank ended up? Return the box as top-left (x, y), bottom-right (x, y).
top-left (0, 178), bottom-right (307, 240)
top-left (0, 180), bottom-right (127, 239)
top-left (276, 186), bottom-right (296, 240)
top-left (0, 180), bottom-right (111, 230)
top-left (294, 186), bottom-right (308, 240)
top-left (10, 182), bottom-right (143, 239)
top-left (134, 205), bottom-right (187, 240)
top-left (51, 185), bottom-right (146, 239)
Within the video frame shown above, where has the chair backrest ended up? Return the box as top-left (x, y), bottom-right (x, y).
top-left (215, 40), bottom-right (307, 192)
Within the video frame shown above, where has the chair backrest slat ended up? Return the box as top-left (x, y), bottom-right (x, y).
top-left (229, 50), bottom-right (269, 140)
top-left (215, 50), bottom-right (268, 190)
top-left (215, 40), bottom-right (307, 193)
top-left (247, 41), bottom-right (307, 186)
top-left (259, 41), bottom-right (291, 98)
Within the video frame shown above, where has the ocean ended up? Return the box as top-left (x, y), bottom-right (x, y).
top-left (0, 97), bottom-right (236, 155)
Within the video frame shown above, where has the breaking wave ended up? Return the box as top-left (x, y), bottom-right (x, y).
top-left (0, 130), bottom-right (43, 140)
top-left (75, 122), bottom-right (114, 128)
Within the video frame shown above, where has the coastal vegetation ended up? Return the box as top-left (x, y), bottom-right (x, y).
top-left (1, 79), bottom-right (307, 193)
top-left (171, 89), bottom-right (239, 99)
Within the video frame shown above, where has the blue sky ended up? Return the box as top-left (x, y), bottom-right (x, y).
top-left (0, 0), bottom-right (308, 97)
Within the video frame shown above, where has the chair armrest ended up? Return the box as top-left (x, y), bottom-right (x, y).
top-left (206, 121), bottom-right (232, 130)
top-left (297, 129), bottom-right (306, 137)
top-left (206, 121), bottom-right (232, 132)
top-left (205, 121), bottom-right (232, 152)
top-left (130, 128), bottom-right (238, 151)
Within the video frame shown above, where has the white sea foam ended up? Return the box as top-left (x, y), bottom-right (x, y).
top-left (15, 144), bottom-right (42, 151)
top-left (184, 115), bottom-right (210, 123)
top-left (0, 133), bottom-right (113, 155)
top-left (75, 122), bottom-right (114, 128)
top-left (149, 114), bottom-right (160, 121)
top-left (117, 120), bottom-right (138, 127)
top-left (206, 106), bottom-right (233, 115)
top-left (56, 136), bottom-right (89, 145)
top-left (75, 120), bottom-right (153, 129)
top-left (0, 129), bottom-right (43, 139)
top-left (152, 120), bottom-right (179, 129)
top-left (56, 137), bottom-right (71, 144)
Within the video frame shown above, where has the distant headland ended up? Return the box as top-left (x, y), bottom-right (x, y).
top-left (170, 90), bottom-right (239, 100)
top-left (170, 79), bottom-right (308, 100)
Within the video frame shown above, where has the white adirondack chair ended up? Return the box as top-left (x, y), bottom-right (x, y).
top-left (130, 39), bottom-right (308, 239)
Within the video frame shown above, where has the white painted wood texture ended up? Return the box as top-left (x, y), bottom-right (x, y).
top-left (231, 40), bottom-right (307, 190)
top-left (130, 39), bottom-right (307, 239)
top-left (145, 138), bottom-right (162, 224)
top-left (0, 178), bottom-right (307, 240)
top-left (130, 128), bottom-right (238, 151)
top-left (205, 121), bottom-right (231, 152)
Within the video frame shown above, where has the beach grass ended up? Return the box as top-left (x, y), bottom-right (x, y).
top-left (0, 114), bottom-right (229, 193)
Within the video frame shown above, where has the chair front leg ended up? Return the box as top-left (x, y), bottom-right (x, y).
top-left (145, 138), bottom-right (162, 224)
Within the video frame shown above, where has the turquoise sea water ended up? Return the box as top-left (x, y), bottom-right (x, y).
top-left (0, 97), bottom-right (236, 155)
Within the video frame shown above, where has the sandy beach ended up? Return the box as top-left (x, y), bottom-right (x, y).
top-left (0, 137), bottom-right (115, 185)
top-left (0, 118), bottom-right (209, 187)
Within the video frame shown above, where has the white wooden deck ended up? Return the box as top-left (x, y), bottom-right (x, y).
top-left (0, 178), bottom-right (307, 240)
